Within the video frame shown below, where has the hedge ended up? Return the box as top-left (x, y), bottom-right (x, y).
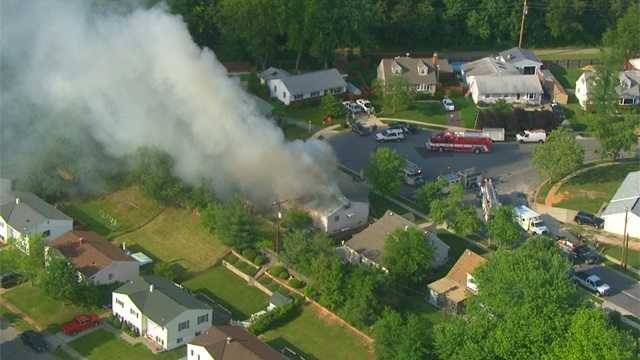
top-left (269, 265), bottom-right (287, 277)
top-left (242, 248), bottom-right (258, 262)
top-left (288, 278), bottom-right (305, 289)
top-left (248, 300), bottom-right (301, 335)
top-left (254, 255), bottom-right (267, 266)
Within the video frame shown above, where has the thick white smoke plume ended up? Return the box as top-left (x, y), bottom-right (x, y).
top-left (0, 0), bottom-right (340, 205)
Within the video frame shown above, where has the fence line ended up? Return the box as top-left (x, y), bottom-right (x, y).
top-left (543, 58), bottom-right (600, 69)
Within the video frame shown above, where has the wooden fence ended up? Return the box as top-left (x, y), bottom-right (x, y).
top-left (543, 58), bottom-right (600, 69)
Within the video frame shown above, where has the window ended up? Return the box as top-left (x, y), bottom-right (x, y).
top-left (293, 94), bottom-right (303, 101)
top-left (310, 91), bottom-right (320, 97)
top-left (190, 350), bottom-right (194, 356)
top-left (178, 320), bottom-right (190, 331)
top-left (42, 230), bottom-right (51, 238)
top-left (130, 309), bottom-right (139, 318)
top-left (334, 215), bottom-right (340, 222)
top-left (177, 337), bottom-right (183, 344)
top-left (115, 299), bottom-right (124, 307)
top-left (108, 274), bottom-right (114, 281)
top-left (195, 331), bottom-right (201, 336)
top-left (197, 314), bottom-right (209, 325)
top-left (526, 93), bottom-right (536, 100)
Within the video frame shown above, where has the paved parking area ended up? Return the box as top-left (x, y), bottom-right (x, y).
top-left (0, 318), bottom-right (54, 360)
top-left (578, 265), bottom-right (640, 317)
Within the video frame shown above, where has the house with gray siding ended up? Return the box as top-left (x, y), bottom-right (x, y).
top-left (377, 54), bottom-right (453, 94)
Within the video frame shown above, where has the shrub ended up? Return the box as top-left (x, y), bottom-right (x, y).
top-left (269, 265), bottom-right (286, 277)
top-left (224, 253), bottom-right (238, 265)
top-left (288, 278), bottom-right (305, 289)
top-left (254, 255), bottom-right (267, 266)
top-left (248, 301), bottom-right (301, 335)
top-left (277, 269), bottom-right (290, 280)
top-left (242, 248), bottom-right (258, 261)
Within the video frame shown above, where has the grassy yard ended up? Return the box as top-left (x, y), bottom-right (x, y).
top-left (62, 186), bottom-right (164, 237)
top-left (1, 283), bottom-right (92, 332)
top-left (368, 192), bottom-right (412, 220)
top-left (279, 103), bottom-right (327, 126)
top-left (535, 179), bottom-right (553, 204)
top-left (554, 162), bottom-right (640, 213)
top-left (53, 348), bottom-right (75, 360)
top-left (68, 329), bottom-right (184, 360)
top-left (280, 123), bottom-right (313, 140)
top-left (0, 303), bottom-right (32, 331)
top-left (600, 244), bottom-right (640, 268)
top-left (563, 100), bottom-right (591, 132)
top-left (184, 266), bottom-right (268, 320)
top-left (262, 305), bottom-right (372, 360)
top-left (385, 95), bottom-right (477, 129)
top-left (116, 207), bottom-right (227, 273)
top-left (548, 64), bottom-right (583, 90)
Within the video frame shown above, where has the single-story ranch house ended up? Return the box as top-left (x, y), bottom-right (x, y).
top-left (262, 68), bottom-right (347, 106)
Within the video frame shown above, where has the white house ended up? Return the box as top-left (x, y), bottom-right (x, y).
top-left (498, 47), bottom-right (543, 75)
top-left (188, 325), bottom-right (284, 360)
top-left (339, 210), bottom-right (449, 271)
top-left (468, 75), bottom-right (543, 105)
top-left (48, 231), bottom-right (139, 285)
top-left (575, 70), bottom-right (640, 110)
top-left (258, 67), bottom-right (291, 86)
top-left (0, 187), bottom-right (73, 253)
top-left (601, 171), bottom-right (640, 239)
top-left (113, 276), bottom-right (212, 351)
top-left (266, 68), bottom-right (347, 106)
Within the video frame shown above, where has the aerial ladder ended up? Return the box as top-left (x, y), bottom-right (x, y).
top-left (479, 177), bottom-right (500, 222)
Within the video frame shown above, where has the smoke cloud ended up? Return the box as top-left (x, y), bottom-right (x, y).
top-left (0, 0), bottom-right (339, 205)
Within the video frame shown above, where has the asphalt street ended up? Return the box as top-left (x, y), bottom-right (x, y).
top-left (0, 318), bottom-right (54, 360)
top-left (578, 265), bottom-right (640, 317)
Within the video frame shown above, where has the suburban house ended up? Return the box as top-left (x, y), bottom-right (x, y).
top-left (540, 69), bottom-right (569, 105)
top-left (0, 185), bottom-right (73, 253)
top-left (575, 70), bottom-right (640, 110)
top-left (601, 171), bottom-right (640, 239)
top-left (48, 230), bottom-right (139, 285)
top-left (113, 275), bottom-right (213, 351)
top-left (188, 325), bottom-right (284, 360)
top-left (427, 250), bottom-right (487, 313)
top-left (377, 53), bottom-right (453, 94)
top-left (262, 68), bottom-right (347, 106)
top-left (498, 47), bottom-right (543, 75)
top-left (339, 210), bottom-right (449, 271)
top-left (467, 75), bottom-right (543, 105)
top-left (221, 62), bottom-right (251, 78)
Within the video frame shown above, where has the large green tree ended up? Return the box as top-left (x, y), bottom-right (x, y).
top-left (320, 93), bottom-right (344, 119)
top-left (487, 206), bottom-right (522, 248)
top-left (532, 128), bottom-right (584, 181)
top-left (40, 258), bottom-right (79, 301)
top-left (131, 146), bottom-right (182, 204)
top-left (307, 254), bottom-right (345, 310)
top-left (340, 265), bottom-right (382, 328)
top-left (376, 76), bottom-right (413, 114)
top-left (367, 148), bottom-right (406, 196)
top-left (374, 309), bottom-right (433, 360)
top-left (201, 197), bottom-right (257, 249)
top-left (427, 182), bottom-right (481, 236)
top-left (382, 227), bottom-right (434, 287)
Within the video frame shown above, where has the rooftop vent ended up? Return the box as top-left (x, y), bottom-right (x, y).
top-left (15, 197), bottom-right (20, 205)
top-left (149, 284), bottom-right (154, 293)
top-left (226, 336), bottom-right (233, 344)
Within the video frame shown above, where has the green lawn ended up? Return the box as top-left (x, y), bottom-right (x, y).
top-left (554, 162), bottom-right (640, 213)
top-left (548, 64), bottom-right (583, 89)
top-left (116, 207), bottom-right (228, 273)
top-left (1, 283), bottom-right (92, 332)
top-left (562, 100), bottom-right (591, 132)
top-left (368, 192), bottom-right (412, 220)
top-left (184, 266), bottom-right (267, 320)
top-left (62, 186), bottom-right (164, 237)
top-left (536, 179), bottom-right (553, 204)
top-left (0, 303), bottom-right (32, 331)
top-left (384, 95), bottom-right (477, 129)
top-left (68, 329), bottom-right (183, 360)
top-left (262, 305), bottom-right (372, 360)
top-left (281, 123), bottom-right (313, 140)
top-left (52, 347), bottom-right (75, 360)
top-left (279, 103), bottom-right (327, 126)
top-left (601, 244), bottom-right (640, 268)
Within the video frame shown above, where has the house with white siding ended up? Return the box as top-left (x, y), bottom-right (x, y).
top-left (467, 75), bottom-right (543, 105)
top-left (0, 185), bottom-right (72, 254)
top-left (188, 325), bottom-right (284, 360)
top-left (113, 276), bottom-right (212, 351)
top-left (575, 70), bottom-right (640, 110)
top-left (48, 231), bottom-right (139, 285)
top-left (601, 171), bottom-right (640, 239)
top-left (264, 68), bottom-right (347, 106)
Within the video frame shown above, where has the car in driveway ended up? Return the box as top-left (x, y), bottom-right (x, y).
top-left (375, 128), bottom-right (405, 142)
top-left (0, 272), bottom-right (22, 288)
top-left (20, 330), bottom-right (49, 353)
top-left (350, 121), bottom-right (372, 136)
top-left (574, 211), bottom-right (604, 229)
top-left (356, 99), bottom-right (374, 114)
top-left (442, 97), bottom-right (455, 111)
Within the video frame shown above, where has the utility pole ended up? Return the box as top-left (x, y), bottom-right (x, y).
top-left (622, 207), bottom-right (629, 269)
top-left (518, 0), bottom-right (528, 48)
top-left (272, 200), bottom-right (287, 253)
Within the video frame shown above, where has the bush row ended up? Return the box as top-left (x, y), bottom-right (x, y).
top-left (248, 300), bottom-right (301, 335)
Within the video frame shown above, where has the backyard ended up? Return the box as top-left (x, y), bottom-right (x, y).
top-left (68, 329), bottom-right (184, 360)
top-left (261, 305), bottom-right (372, 360)
top-left (183, 266), bottom-right (268, 320)
top-left (0, 304), bottom-right (32, 332)
top-left (548, 64), bottom-right (583, 90)
top-left (553, 162), bottom-right (640, 213)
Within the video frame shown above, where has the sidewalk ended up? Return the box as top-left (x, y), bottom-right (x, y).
top-left (0, 296), bottom-right (43, 331)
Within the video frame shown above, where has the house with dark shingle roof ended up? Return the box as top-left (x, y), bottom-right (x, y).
top-left (48, 230), bottom-right (139, 285)
top-left (188, 325), bottom-right (284, 360)
top-left (113, 275), bottom-right (212, 351)
top-left (377, 53), bottom-right (453, 94)
top-left (602, 170), bottom-right (640, 239)
top-left (0, 186), bottom-right (72, 253)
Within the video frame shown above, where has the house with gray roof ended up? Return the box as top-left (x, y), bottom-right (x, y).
top-left (602, 171), bottom-right (640, 239)
top-left (498, 47), bottom-right (543, 75)
top-left (339, 210), bottom-right (449, 272)
top-left (188, 325), bottom-right (284, 360)
top-left (0, 186), bottom-right (72, 253)
top-left (377, 53), bottom-right (453, 94)
top-left (113, 275), bottom-right (212, 351)
top-left (265, 68), bottom-right (347, 106)
top-left (468, 75), bottom-right (543, 105)
top-left (575, 70), bottom-right (640, 110)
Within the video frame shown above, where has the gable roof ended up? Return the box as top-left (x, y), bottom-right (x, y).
top-left (602, 170), bottom-right (640, 217)
top-left (115, 275), bottom-right (209, 325)
top-left (49, 231), bottom-right (136, 277)
top-left (499, 47), bottom-right (542, 65)
top-left (258, 67), bottom-right (291, 82)
top-left (618, 70), bottom-right (640, 97)
top-left (461, 57), bottom-right (520, 77)
top-left (428, 250), bottom-right (486, 304)
top-left (279, 68), bottom-right (347, 96)
top-left (346, 210), bottom-right (448, 264)
top-left (379, 57), bottom-right (453, 86)
top-left (472, 75), bottom-right (543, 95)
top-left (190, 326), bottom-right (284, 360)
top-left (222, 62), bottom-right (251, 75)
top-left (0, 191), bottom-right (71, 232)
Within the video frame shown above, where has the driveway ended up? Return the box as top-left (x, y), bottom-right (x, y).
top-left (0, 318), bottom-right (55, 360)
top-left (577, 265), bottom-right (640, 317)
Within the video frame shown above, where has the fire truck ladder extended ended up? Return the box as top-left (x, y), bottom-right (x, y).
top-left (480, 177), bottom-right (500, 222)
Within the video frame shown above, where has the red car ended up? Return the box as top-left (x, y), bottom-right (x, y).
top-left (62, 314), bottom-right (101, 336)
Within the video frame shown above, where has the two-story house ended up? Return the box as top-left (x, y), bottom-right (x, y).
top-left (188, 325), bottom-right (284, 360)
top-left (575, 70), bottom-right (640, 110)
top-left (0, 187), bottom-right (72, 253)
top-left (377, 53), bottom-right (453, 94)
top-left (113, 276), bottom-right (212, 351)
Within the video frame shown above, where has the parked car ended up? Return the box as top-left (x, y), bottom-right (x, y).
top-left (375, 128), bottom-right (405, 142)
top-left (442, 97), bottom-right (455, 111)
top-left (20, 331), bottom-right (49, 353)
top-left (62, 314), bottom-right (102, 336)
top-left (351, 121), bottom-right (371, 136)
top-left (575, 245), bottom-right (602, 264)
top-left (356, 99), bottom-right (374, 114)
top-left (574, 211), bottom-right (604, 229)
top-left (516, 129), bottom-right (547, 143)
top-left (342, 101), bottom-right (361, 113)
top-left (388, 123), bottom-right (417, 135)
top-left (573, 271), bottom-right (610, 296)
top-left (403, 161), bottom-right (424, 186)
top-left (0, 272), bottom-right (22, 288)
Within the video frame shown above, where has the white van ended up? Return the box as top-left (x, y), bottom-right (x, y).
top-left (375, 128), bottom-right (405, 142)
top-left (516, 129), bottom-right (547, 143)
top-left (513, 205), bottom-right (548, 235)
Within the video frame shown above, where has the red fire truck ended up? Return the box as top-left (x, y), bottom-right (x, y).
top-left (62, 314), bottom-right (101, 336)
top-left (426, 131), bottom-right (492, 154)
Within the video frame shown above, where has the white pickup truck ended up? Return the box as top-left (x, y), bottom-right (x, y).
top-left (573, 271), bottom-right (610, 296)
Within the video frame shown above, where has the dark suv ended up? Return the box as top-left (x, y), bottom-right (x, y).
top-left (0, 272), bottom-right (22, 288)
top-left (20, 331), bottom-right (49, 353)
top-left (574, 211), bottom-right (604, 228)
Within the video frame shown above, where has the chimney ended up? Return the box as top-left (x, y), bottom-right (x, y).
top-left (226, 336), bottom-right (233, 344)
top-left (405, 52), bottom-right (410, 58)
top-left (149, 284), bottom-right (154, 293)
top-left (15, 197), bottom-right (20, 205)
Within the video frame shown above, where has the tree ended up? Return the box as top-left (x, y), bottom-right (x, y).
top-left (374, 309), bottom-right (433, 360)
top-left (340, 266), bottom-right (382, 328)
top-left (367, 148), bottom-right (406, 196)
top-left (449, 205), bottom-right (482, 236)
top-left (602, 5), bottom-right (640, 64)
top-left (153, 262), bottom-right (178, 282)
top-left (545, 307), bottom-right (636, 360)
top-left (415, 178), bottom-right (447, 214)
top-left (307, 254), bottom-right (344, 310)
top-left (532, 128), bottom-right (584, 181)
top-left (200, 197), bottom-right (257, 249)
top-left (382, 227), bottom-right (434, 287)
top-left (247, 70), bottom-right (267, 98)
top-left (282, 208), bottom-right (313, 232)
top-left (487, 207), bottom-right (522, 248)
top-left (378, 76), bottom-right (413, 114)
top-left (166, 0), bottom-right (218, 50)
top-left (320, 93), bottom-right (344, 119)
top-left (282, 231), bottom-right (333, 274)
top-left (131, 147), bottom-right (182, 204)
top-left (589, 114), bottom-right (638, 159)
top-left (40, 258), bottom-right (79, 301)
